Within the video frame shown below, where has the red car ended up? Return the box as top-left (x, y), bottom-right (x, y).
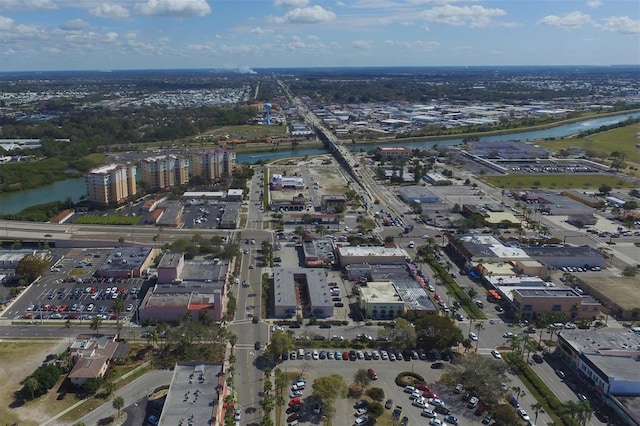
top-left (415, 383), bottom-right (430, 392)
top-left (287, 413), bottom-right (300, 422)
top-left (288, 397), bottom-right (301, 407)
top-left (58, 305), bottom-right (68, 312)
top-left (424, 390), bottom-right (439, 399)
top-left (367, 369), bottom-right (378, 380)
top-left (342, 351), bottom-right (350, 361)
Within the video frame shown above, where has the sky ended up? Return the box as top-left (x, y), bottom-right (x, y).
top-left (0, 0), bottom-right (638, 71)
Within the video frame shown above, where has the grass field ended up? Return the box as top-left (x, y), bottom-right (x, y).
top-left (482, 174), bottom-right (633, 189)
top-left (75, 214), bottom-right (141, 225)
top-left (538, 121), bottom-right (640, 162)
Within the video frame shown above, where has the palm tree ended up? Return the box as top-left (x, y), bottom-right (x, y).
top-left (112, 297), bottom-right (125, 338)
top-left (577, 400), bottom-right (593, 426)
top-left (532, 402), bottom-right (545, 424)
top-left (64, 319), bottom-right (72, 346)
top-left (24, 377), bottom-right (39, 400)
top-left (512, 386), bottom-right (525, 405)
top-left (474, 322), bottom-right (485, 352)
top-left (90, 316), bottom-right (103, 337)
top-left (112, 395), bottom-right (125, 419)
top-left (508, 333), bottom-right (523, 356)
top-left (563, 400), bottom-right (582, 424)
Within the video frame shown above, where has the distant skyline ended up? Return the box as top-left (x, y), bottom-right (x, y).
top-left (0, 0), bottom-right (638, 72)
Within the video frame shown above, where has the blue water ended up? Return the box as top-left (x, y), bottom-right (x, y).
top-left (1, 112), bottom-right (638, 214)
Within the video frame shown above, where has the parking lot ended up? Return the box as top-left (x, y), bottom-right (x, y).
top-left (277, 349), bottom-right (509, 426)
top-left (2, 248), bottom-right (149, 323)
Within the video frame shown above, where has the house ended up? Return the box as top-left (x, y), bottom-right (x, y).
top-left (68, 334), bottom-right (126, 386)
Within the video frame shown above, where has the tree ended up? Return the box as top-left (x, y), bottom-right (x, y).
top-left (532, 402), bottom-right (545, 424)
top-left (414, 315), bottom-right (463, 351)
top-left (112, 395), bottom-right (125, 419)
top-left (82, 377), bottom-right (103, 396)
top-left (24, 376), bottom-right (39, 400)
top-left (104, 381), bottom-right (116, 395)
top-left (512, 386), bottom-right (525, 405)
top-left (474, 322), bottom-right (485, 352)
top-left (467, 287), bottom-right (478, 301)
top-left (90, 316), bottom-right (103, 337)
top-left (16, 253), bottom-right (50, 281)
top-left (368, 401), bottom-right (384, 418)
top-left (378, 317), bottom-right (416, 350)
top-left (577, 400), bottom-right (593, 426)
top-left (493, 403), bottom-right (523, 425)
top-left (311, 375), bottom-right (348, 420)
top-left (598, 184), bottom-right (612, 195)
top-left (353, 369), bottom-right (371, 392)
top-left (452, 354), bottom-right (509, 407)
top-left (112, 297), bottom-right (125, 338)
top-left (265, 331), bottom-right (294, 362)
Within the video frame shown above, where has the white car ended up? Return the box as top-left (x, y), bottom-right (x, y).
top-left (312, 350), bottom-right (319, 360)
top-left (421, 408), bottom-right (437, 418)
top-left (428, 398), bottom-right (445, 408)
top-left (234, 408), bottom-right (241, 421)
top-left (517, 408), bottom-right (530, 422)
top-left (355, 407), bottom-right (368, 416)
top-left (469, 332), bottom-right (478, 341)
top-left (381, 350), bottom-right (389, 360)
top-left (430, 419), bottom-right (443, 426)
top-left (491, 349), bottom-right (502, 359)
top-left (412, 398), bottom-right (427, 408)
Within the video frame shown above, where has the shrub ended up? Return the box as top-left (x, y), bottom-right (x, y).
top-left (395, 372), bottom-right (425, 387)
top-left (366, 387), bottom-right (385, 402)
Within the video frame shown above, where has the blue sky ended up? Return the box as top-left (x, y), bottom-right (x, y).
top-left (0, 0), bottom-right (638, 71)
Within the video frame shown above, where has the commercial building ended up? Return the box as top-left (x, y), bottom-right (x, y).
top-left (336, 246), bottom-right (410, 266)
top-left (141, 155), bottom-right (190, 191)
top-left (359, 281), bottom-right (406, 320)
top-left (375, 146), bottom-right (412, 159)
top-left (575, 276), bottom-right (640, 321)
top-left (397, 186), bottom-right (441, 204)
top-left (159, 362), bottom-right (226, 426)
top-left (270, 174), bottom-right (304, 190)
top-left (557, 329), bottom-right (640, 397)
top-left (96, 246), bottom-right (157, 279)
top-left (511, 287), bottom-right (601, 321)
top-left (424, 172), bottom-right (452, 186)
top-left (321, 195), bottom-right (347, 211)
top-left (523, 246), bottom-right (605, 269)
top-left (447, 234), bottom-right (529, 267)
top-left (85, 163), bottom-right (137, 206)
top-left (272, 268), bottom-right (333, 318)
top-left (191, 149), bottom-right (236, 182)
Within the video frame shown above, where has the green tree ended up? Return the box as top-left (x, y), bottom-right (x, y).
top-left (311, 375), bottom-right (348, 420)
top-left (532, 402), bottom-right (545, 424)
top-left (16, 253), bottom-right (50, 281)
top-left (24, 376), bottom-right (39, 400)
top-left (474, 322), bottom-right (485, 352)
top-left (353, 369), bottom-right (371, 392)
top-left (414, 315), bottom-right (463, 351)
top-left (82, 377), bottom-right (103, 396)
top-left (493, 403), bottom-right (522, 425)
top-left (104, 381), bottom-right (116, 395)
top-left (90, 316), bottom-right (103, 337)
top-left (378, 317), bottom-right (416, 350)
top-left (112, 297), bottom-right (125, 338)
top-left (265, 331), bottom-right (294, 362)
top-left (368, 401), bottom-right (384, 418)
top-left (366, 387), bottom-right (385, 402)
top-left (112, 395), bottom-right (125, 418)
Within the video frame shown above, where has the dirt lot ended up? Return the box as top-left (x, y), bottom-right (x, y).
top-left (0, 339), bottom-right (71, 426)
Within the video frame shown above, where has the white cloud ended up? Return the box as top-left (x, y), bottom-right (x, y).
top-left (352, 40), bottom-right (372, 49)
top-left (271, 5), bottom-right (336, 24)
top-left (59, 18), bottom-right (89, 31)
top-left (0, 0), bottom-right (55, 11)
top-left (388, 39), bottom-right (439, 50)
top-left (599, 16), bottom-right (640, 34)
top-left (251, 27), bottom-right (273, 35)
top-left (538, 11), bottom-right (592, 29)
top-left (0, 14), bottom-right (13, 30)
top-left (105, 32), bottom-right (118, 42)
top-left (420, 4), bottom-right (507, 28)
top-left (90, 3), bottom-right (130, 19)
top-left (586, 0), bottom-right (602, 8)
top-left (274, 0), bottom-right (309, 7)
top-left (135, 0), bottom-right (211, 17)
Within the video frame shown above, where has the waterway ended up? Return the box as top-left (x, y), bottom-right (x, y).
top-left (1, 111), bottom-right (638, 214)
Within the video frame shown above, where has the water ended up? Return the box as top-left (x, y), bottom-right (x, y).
top-left (1, 111), bottom-right (638, 214)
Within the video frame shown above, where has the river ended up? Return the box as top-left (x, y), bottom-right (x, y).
top-left (1, 112), bottom-right (638, 214)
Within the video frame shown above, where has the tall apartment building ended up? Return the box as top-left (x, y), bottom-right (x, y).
top-left (191, 149), bottom-right (236, 182)
top-left (141, 155), bottom-right (190, 191)
top-left (85, 164), bottom-right (137, 206)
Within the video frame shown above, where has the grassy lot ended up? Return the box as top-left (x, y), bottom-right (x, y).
top-left (75, 215), bottom-right (141, 225)
top-left (538, 121), bottom-right (640, 162)
top-left (482, 174), bottom-right (633, 189)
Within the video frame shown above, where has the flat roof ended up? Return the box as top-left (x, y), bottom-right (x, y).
top-left (180, 261), bottom-right (227, 286)
top-left (516, 288), bottom-right (581, 298)
top-left (485, 211), bottom-right (520, 224)
top-left (561, 329), bottom-right (640, 355)
top-left (486, 275), bottom-right (548, 287)
top-left (158, 252), bottom-right (182, 268)
top-left (272, 268), bottom-right (332, 310)
top-left (98, 246), bottom-right (153, 273)
top-left (523, 246), bottom-right (604, 258)
top-left (393, 279), bottom-right (439, 312)
top-left (337, 246), bottom-right (409, 258)
top-left (360, 281), bottom-right (402, 304)
top-left (160, 362), bottom-right (223, 426)
top-left (457, 234), bottom-right (529, 259)
top-left (574, 276), bottom-right (640, 312)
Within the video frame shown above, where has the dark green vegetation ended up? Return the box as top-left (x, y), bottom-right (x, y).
top-left (165, 235), bottom-right (239, 260)
top-left (18, 363), bottom-right (63, 400)
top-left (1, 199), bottom-right (74, 222)
top-left (75, 215), bottom-right (141, 225)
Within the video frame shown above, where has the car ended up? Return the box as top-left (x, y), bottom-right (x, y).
top-left (355, 407), bottom-right (368, 416)
top-left (475, 300), bottom-right (484, 308)
top-left (517, 408), bottom-right (530, 421)
top-left (482, 413), bottom-right (494, 424)
top-left (410, 389), bottom-right (422, 400)
top-left (532, 353), bottom-right (544, 364)
top-left (313, 402), bottom-right (321, 414)
top-left (421, 407), bottom-right (437, 418)
top-left (319, 322), bottom-right (332, 328)
top-left (469, 332), bottom-right (478, 341)
top-left (254, 341), bottom-right (261, 350)
top-left (288, 397), bottom-right (301, 406)
top-left (455, 313), bottom-right (464, 321)
top-left (524, 327), bottom-right (536, 333)
top-left (509, 396), bottom-right (520, 408)
top-left (443, 415), bottom-right (458, 425)
top-left (428, 398), bottom-right (445, 408)
top-left (385, 399), bottom-right (393, 410)
top-left (467, 396), bottom-right (479, 408)
top-left (354, 415), bottom-right (369, 426)
top-left (354, 399), bottom-right (368, 409)
top-left (367, 368), bottom-right (378, 380)
top-left (578, 393), bottom-right (588, 401)
top-left (392, 406), bottom-right (402, 420)
top-left (289, 322), bottom-right (301, 328)
top-left (555, 369), bottom-right (566, 380)
top-left (234, 408), bottom-right (242, 421)
top-left (491, 349), bottom-right (502, 359)
top-left (495, 306), bottom-right (504, 313)
top-left (404, 385), bottom-right (416, 394)
top-left (431, 362), bottom-right (445, 369)
top-left (454, 384), bottom-right (463, 394)
top-left (147, 415), bottom-right (159, 425)
top-left (412, 398), bottom-right (427, 408)
top-left (429, 419), bottom-right (443, 426)
top-left (400, 416), bottom-right (409, 426)
top-left (289, 390), bottom-right (303, 398)
top-left (287, 413), bottom-right (300, 422)
top-left (435, 406), bottom-right (451, 415)
top-left (286, 404), bottom-right (301, 414)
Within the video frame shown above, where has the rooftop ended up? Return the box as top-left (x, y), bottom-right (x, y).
top-left (561, 329), bottom-right (640, 355)
top-left (272, 267), bottom-right (332, 310)
top-left (576, 276), bottom-right (640, 312)
top-left (455, 234), bottom-right (529, 259)
top-left (160, 362), bottom-right (224, 426)
top-left (337, 246), bottom-right (409, 258)
top-left (98, 246), bottom-right (154, 273)
top-left (360, 281), bottom-right (402, 304)
top-left (516, 288), bottom-right (582, 298)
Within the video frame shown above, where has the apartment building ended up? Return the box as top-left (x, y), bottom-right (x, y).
top-left (191, 149), bottom-right (236, 182)
top-left (141, 155), bottom-right (190, 191)
top-left (85, 163), bottom-right (137, 206)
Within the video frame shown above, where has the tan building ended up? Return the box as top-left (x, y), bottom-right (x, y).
top-left (141, 155), bottom-right (190, 191)
top-left (512, 287), bottom-right (601, 321)
top-left (191, 149), bottom-right (236, 182)
top-left (68, 334), bottom-right (124, 386)
top-left (85, 163), bottom-right (137, 206)
top-left (359, 281), bottom-right (405, 320)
